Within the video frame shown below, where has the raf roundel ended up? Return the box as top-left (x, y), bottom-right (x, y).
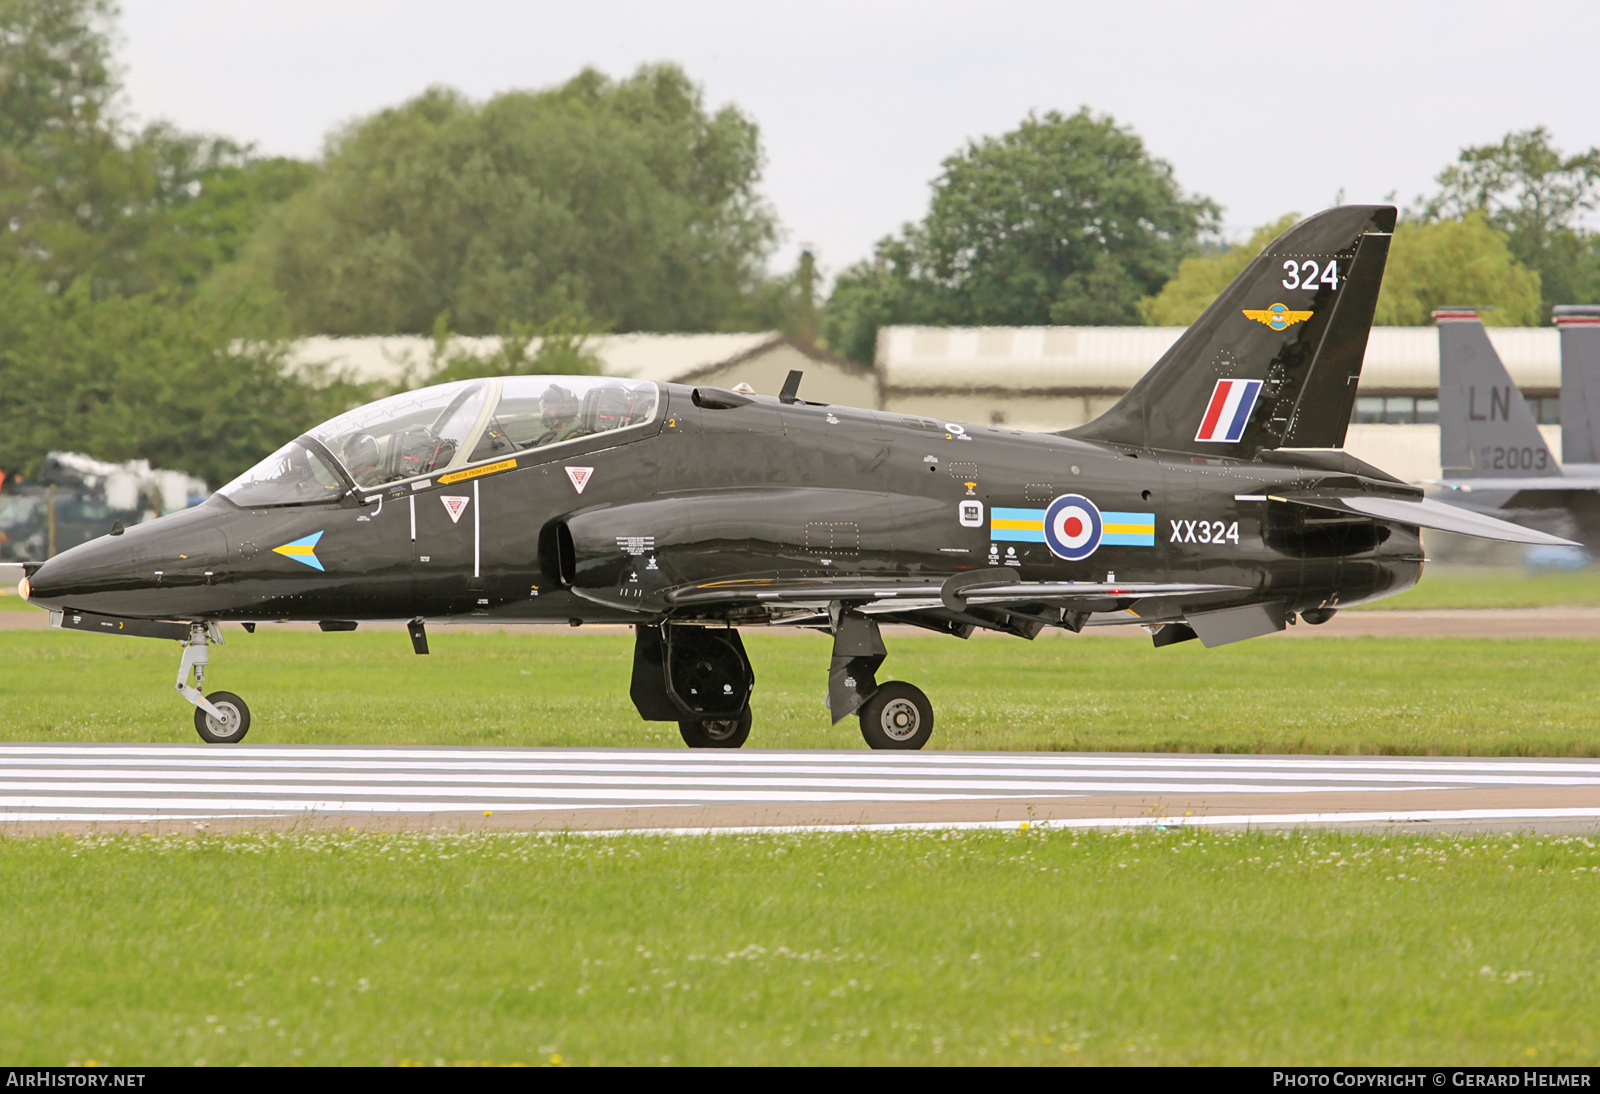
top-left (1043, 494), bottom-right (1103, 561)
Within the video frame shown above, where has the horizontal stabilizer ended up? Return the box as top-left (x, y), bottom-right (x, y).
top-left (1273, 492), bottom-right (1579, 546)
top-left (1428, 475), bottom-right (1600, 495)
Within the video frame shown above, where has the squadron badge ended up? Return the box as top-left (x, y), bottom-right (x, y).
top-left (1242, 302), bottom-right (1313, 331)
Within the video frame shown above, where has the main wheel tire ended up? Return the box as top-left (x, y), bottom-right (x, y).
top-left (858, 681), bottom-right (933, 750)
top-left (194, 691), bottom-right (251, 744)
top-left (679, 707), bottom-right (752, 748)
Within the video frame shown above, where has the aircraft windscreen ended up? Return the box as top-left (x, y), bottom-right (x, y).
top-left (216, 441), bottom-right (346, 508)
top-left (465, 377), bottom-right (659, 463)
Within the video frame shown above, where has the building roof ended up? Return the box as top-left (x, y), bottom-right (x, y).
top-left (877, 325), bottom-right (1563, 393)
top-left (284, 332), bottom-right (864, 388)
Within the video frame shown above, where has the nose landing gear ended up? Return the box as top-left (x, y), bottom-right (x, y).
top-left (177, 623), bottom-right (251, 743)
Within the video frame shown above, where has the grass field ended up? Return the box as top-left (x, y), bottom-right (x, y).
top-left (1, 827), bottom-right (1595, 1066)
top-left (5, 577), bottom-right (1597, 1068)
top-left (1354, 566), bottom-right (1600, 610)
top-left (2, 628), bottom-right (1599, 754)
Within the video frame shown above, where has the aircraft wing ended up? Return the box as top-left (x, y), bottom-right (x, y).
top-left (1272, 492), bottom-right (1579, 546)
top-left (667, 576), bottom-right (1248, 612)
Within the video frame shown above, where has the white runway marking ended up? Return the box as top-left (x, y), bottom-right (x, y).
top-left (1, 745), bottom-right (1598, 825)
top-left (616, 808), bottom-right (1600, 837)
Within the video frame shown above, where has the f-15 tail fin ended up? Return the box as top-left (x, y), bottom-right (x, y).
top-left (1069, 205), bottom-right (1395, 456)
top-left (1557, 305), bottom-right (1600, 465)
top-left (1435, 308), bottom-right (1560, 479)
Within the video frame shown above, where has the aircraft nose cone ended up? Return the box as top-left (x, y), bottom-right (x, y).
top-left (24, 503), bottom-right (230, 614)
top-left (23, 533), bottom-right (140, 608)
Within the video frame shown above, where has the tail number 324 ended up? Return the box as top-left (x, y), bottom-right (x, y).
top-left (1282, 259), bottom-right (1338, 291)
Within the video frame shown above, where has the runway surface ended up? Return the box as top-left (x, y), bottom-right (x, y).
top-left (4, 744), bottom-right (1600, 835)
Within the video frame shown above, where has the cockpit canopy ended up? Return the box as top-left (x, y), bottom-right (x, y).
top-left (218, 376), bottom-right (660, 508)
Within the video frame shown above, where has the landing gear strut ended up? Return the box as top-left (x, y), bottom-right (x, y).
top-left (829, 607), bottom-right (935, 750)
top-left (177, 623), bottom-right (251, 744)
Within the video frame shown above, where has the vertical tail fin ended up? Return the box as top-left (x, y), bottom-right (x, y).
top-left (1556, 305), bottom-right (1600, 465)
top-left (1436, 309), bottom-right (1559, 478)
top-left (1069, 205), bottom-right (1394, 456)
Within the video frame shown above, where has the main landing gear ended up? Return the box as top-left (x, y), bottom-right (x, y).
top-left (177, 623), bottom-right (251, 743)
top-left (630, 625), bottom-right (755, 749)
top-left (829, 608), bottom-right (934, 750)
top-left (629, 613), bottom-right (937, 751)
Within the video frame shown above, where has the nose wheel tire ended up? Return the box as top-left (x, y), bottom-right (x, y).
top-left (194, 691), bottom-right (251, 744)
top-left (679, 707), bottom-right (752, 748)
top-left (858, 681), bottom-right (933, 750)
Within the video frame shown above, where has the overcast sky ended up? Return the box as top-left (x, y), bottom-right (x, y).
top-left (117, 0), bottom-right (1600, 281)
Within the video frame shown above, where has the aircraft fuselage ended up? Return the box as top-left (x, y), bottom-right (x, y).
top-left (26, 384), bottom-right (1423, 627)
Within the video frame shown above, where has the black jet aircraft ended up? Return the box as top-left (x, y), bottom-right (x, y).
top-left (1431, 304), bottom-right (1600, 545)
top-left (16, 205), bottom-right (1571, 750)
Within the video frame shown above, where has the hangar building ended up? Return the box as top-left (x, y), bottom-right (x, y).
top-left (875, 325), bottom-right (1563, 485)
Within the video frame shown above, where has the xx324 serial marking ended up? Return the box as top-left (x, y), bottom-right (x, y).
top-left (1170, 519), bottom-right (1241, 545)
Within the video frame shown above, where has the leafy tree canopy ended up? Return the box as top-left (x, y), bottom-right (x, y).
top-left (1419, 127), bottom-right (1600, 319)
top-left (822, 108), bottom-right (1217, 362)
top-left (0, 1), bottom-right (314, 298)
top-left (0, 1), bottom-right (351, 483)
top-left (220, 66), bottom-right (779, 337)
top-left (0, 268), bottom-right (361, 484)
top-left (1374, 213), bottom-right (1542, 326)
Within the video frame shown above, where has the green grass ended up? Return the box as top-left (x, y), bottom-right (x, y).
top-left (1, 828), bottom-right (1596, 1066)
top-left (0, 590), bottom-right (40, 610)
top-left (1356, 566), bottom-right (1600, 610)
top-left (3, 629), bottom-right (1600, 754)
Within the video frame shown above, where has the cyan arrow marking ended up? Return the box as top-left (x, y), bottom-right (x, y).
top-left (272, 530), bottom-right (325, 572)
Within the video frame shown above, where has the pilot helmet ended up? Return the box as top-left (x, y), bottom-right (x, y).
top-left (342, 433), bottom-right (381, 478)
top-left (540, 385), bottom-right (580, 429)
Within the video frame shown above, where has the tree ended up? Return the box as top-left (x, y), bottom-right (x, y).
top-left (1422, 127), bottom-right (1600, 318)
top-left (222, 66), bottom-right (779, 337)
top-left (822, 108), bottom-right (1217, 361)
top-left (1373, 214), bottom-right (1542, 326)
top-left (0, 2), bottom-right (347, 484)
top-left (0, 267), bottom-right (361, 485)
top-left (0, 1), bottom-right (314, 299)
